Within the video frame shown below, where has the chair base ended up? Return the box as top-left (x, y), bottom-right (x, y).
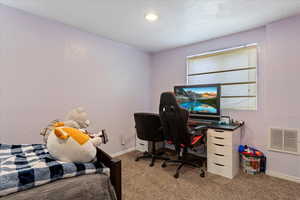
top-left (135, 151), bottom-right (170, 167)
top-left (161, 157), bottom-right (206, 178)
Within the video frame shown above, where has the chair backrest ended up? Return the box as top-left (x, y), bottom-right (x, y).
top-left (159, 92), bottom-right (190, 146)
top-left (134, 113), bottom-right (164, 141)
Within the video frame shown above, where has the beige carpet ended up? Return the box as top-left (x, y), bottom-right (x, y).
top-left (118, 151), bottom-right (300, 200)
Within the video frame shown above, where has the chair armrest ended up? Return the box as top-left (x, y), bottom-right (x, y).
top-left (189, 125), bottom-right (207, 136)
top-left (193, 125), bottom-right (207, 131)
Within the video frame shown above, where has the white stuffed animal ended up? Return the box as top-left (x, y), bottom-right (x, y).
top-left (64, 107), bottom-right (90, 130)
top-left (41, 107), bottom-right (109, 162)
top-left (47, 124), bottom-right (99, 162)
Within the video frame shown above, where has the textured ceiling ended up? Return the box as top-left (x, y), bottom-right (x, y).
top-left (1, 0), bottom-right (300, 52)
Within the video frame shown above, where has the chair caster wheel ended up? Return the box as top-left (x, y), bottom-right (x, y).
top-left (174, 173), bottom-right (179, 179)
top-left (135, 158), bottom-right (139, 162)
top-left (149, 163), bottom-right (154, 167)
top-left (200, 170), bottom-right (205, 178)
top-left (161, 163), bottom-right (167, 168)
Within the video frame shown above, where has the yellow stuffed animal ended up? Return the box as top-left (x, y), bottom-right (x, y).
top-left (47, 122), bottom-right (100, 163)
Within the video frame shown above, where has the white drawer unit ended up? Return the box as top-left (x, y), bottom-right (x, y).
top-left (207, 128), bottom-right (241, 179)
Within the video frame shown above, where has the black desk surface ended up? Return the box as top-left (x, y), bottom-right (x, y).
top-left (188, 118), bottom-right (242, 131)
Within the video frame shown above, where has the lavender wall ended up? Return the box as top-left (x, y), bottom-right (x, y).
top-left (0, 5), bottom-right (151, 154)
top-left (264, 16), bottom-right (300, 178)
top-left (151, 17), bottom-right (300, 178)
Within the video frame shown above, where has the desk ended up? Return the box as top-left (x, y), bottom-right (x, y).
top-left (136, 120), bottom-right (242, 179)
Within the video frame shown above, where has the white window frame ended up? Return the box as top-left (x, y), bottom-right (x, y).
top-left (186, 43), bottom-right (259, 111)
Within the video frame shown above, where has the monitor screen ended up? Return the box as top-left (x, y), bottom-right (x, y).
top-left (174, 84), bottom-right (221, 116)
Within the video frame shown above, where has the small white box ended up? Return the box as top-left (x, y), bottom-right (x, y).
top-left (136, 137), bottom-right (148, 152)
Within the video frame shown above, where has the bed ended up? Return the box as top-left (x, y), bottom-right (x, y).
top-left (0, 144), bottom-right (121, 200)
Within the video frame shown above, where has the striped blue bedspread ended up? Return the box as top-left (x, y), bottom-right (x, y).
top-left (0, 144), bottom-right (109, 197)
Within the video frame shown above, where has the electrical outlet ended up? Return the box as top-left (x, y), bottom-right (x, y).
top-left (121, 135), bottom-right (126, 145)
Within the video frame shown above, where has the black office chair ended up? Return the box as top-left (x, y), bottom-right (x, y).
top-left (159, 92), bottom-right (206, 178)
top-left (134, 113), bottom-right (169, 167)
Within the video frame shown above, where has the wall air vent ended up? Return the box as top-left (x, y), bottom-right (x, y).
top-left (269, 128), bottom-right (300, 155)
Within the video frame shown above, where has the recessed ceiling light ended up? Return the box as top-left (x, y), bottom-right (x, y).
top-left (145, 13), bottom-right (159, 22)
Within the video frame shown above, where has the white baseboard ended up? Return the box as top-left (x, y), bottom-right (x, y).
top-left (266, 170), bottom-right (300, 183)
top-left (110, 147), bottom-right (136, 158)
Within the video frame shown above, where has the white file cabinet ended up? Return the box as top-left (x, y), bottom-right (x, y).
top-left (135, 137), bottom-right (148, 152)
top-left (207, 128), bottom-right (241, 179)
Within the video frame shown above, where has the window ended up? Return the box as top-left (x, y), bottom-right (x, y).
top-left (187, 44), bottom-right (258, 110)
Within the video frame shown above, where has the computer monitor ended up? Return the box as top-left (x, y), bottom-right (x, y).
top-left (174, 84), bottom-right (221, 120)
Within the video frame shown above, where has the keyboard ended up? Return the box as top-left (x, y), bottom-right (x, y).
top-left (188, 118), bottom-right (240, 131)
top-left (189, 119), bottom-right (214, 125)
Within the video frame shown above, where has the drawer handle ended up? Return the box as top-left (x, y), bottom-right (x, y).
top-left (214, 143), bottom-right (225, 147)
top-left (214, 129), bottom-right (224, 132)
top-left (214, 163), bottom-right (225, 167)
top-left (214, 137), bottom-right (224, 140)
top-left (214, 153), bottom-right (224, 157)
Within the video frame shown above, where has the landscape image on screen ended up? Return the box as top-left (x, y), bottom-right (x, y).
top-left (175, 86), bottom-right (218, 114)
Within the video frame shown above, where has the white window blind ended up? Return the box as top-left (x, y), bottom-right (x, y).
top-left (187, 44), bottom-right (258, 110)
